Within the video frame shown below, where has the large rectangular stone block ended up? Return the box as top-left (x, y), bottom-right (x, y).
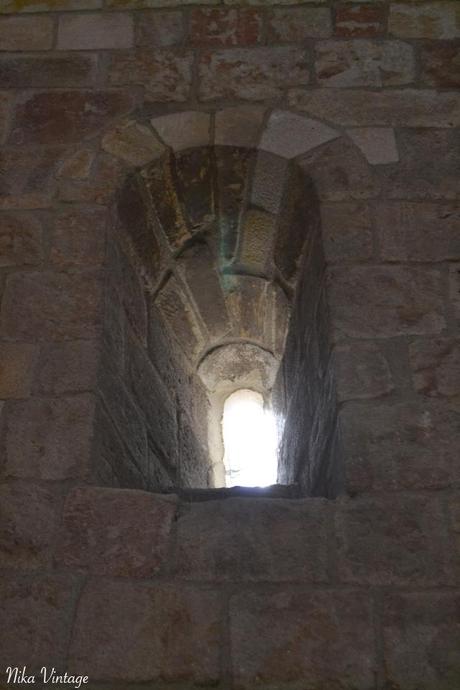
top-left (389, 1), bottom-right (460, 39)
top-left (0, 146), bottom-right (60, 210)
top-left (57, 13), bottom-right (134, 50)
top-left (0, 16), bottom-right (54, 50)
top-left (268, 7), bottom-right (332, 40)
top-left (35, 340), bottom-right (100, 396)
top-left (51, 208), bottom-right (107, 268)
top-left (0, 341), bottom-right (36, 399)
top-left (0, 212), bottom-right (43, 267)
top-left (334, 341), bottom-right (394, 402)
top-left (321, 201), bottom-right (373, 262)
top-left (0, 54), bottom-right (98, 88)
top-left (409, 338), bottom-right (460, 399)
top-left (190, 7), bottom-right (262, 46)
top-left (334, 3), bottom-right (385, 38)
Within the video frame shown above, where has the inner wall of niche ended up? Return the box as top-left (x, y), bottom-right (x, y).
top-left (93, 145), bottom-right (343, 499)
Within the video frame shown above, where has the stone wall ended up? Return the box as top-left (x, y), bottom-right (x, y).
top-left (0, 0), bottom-right (459, 687)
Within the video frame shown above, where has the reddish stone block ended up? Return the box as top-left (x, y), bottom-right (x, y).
top-left (336, 494), bottom-right (452, 585)
top-left (409, 338), bottom-right (460, 399)
top-left (0, 212), bottom-right (43, 266)
top-left (0, 573), bottom-right (78, 672)
top-left (9, 90), bottom-right (133, 145)
top-left (230, 589), bottom-right (375, 689)
top-left (334, 341), bottom-right (394, 402)
top-left (34, 340), bottom-right (100, 395)
top-left (190, 8), bottom-right (262, 47)
top-left (50, 208), bottom-right (107, 268)
top-left (420, 41), bottom-right (460, 89)
top-left (175, 497), bottom-right (330, 582)
top-left (57, 487), bottom-right (177, 577)
top-left (335, 3), bottom-right (385, 37)
top-left (0, 54), bottom-right (97, 88)
top-left (0, 341), bottom-right (36, 399)
top-left (136, 10), bottom-right (184, 48)
top-left (0, 16), bottom-right (54, 51)
top-left (1, 270), bottom-right (103, 341)
top-left (4, 394), bottom-right (96, 481)
top-left (69, 579), bottom-right (221, 683)
top-left (57, 13), bottom-right (134, 50)
top-left (383, 592), bottom-right (460, 689)
top-left (199, 47), bottom-right (310, 101)
top-left (0, 483), bottom-right (58, 569)
top-left (268, 7), bottom-right (332, 41)
top-left (109, 49), bottom-right (193, 102)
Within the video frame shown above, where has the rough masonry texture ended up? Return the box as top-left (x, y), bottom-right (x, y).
top-left (0, 1), bottom-right (459, 689)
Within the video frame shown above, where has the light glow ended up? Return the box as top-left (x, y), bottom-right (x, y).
top-left (222, 389), bottom-right (278, 487)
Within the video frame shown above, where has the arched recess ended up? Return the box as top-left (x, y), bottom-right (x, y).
top-left (94, 109), bottom-right (345, 498)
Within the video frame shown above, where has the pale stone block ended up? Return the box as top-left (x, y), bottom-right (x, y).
top-left (102, 120), bottom-right (165, 166)
top-left (57, 13), bottom-right (134, 50)
top-left (260, 110), bottom-right (338, 159)
top-left (348, 127), bottom-right (399, 165)
top-left (215, 105), bottom-right (265, 147)
top-left (151, 111), bottom-right (211, 151)
top-left (251, 150), bottom-right (288, 214)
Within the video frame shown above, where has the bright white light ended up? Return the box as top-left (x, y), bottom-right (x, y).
top-left (222, 389), bottom-right (278, 487)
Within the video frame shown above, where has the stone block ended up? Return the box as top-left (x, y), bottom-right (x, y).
top-left (0, 483), bottom-right (58, 570)
top-left (57, 13), bottom-right (134, 50)
top-left (34, 340), bottom-right (100, 395)
top-left (175, 497), bottom-right (330, 582)
top-left (421, 41), bottom-right (460, 89)
top-left (1, 0), bottom-right (101, 10)
top-left (50, 208), bottom-right (107, 268)
top-left (328, 265), bottom-right (445, 338)
top-left (9, 90), bottom-right (133, 146)
top-left (289, 88), bottom-right (460, 128)
top-left (383, 592), bottom-right (460, 690)
top-left (250, 150), bottom-right (288, 214)
top-left (409, 338), bottom-right (460, 399)
top-left (268, 7), bottom-right (332, 40)
top-left (0, 54), bottom-right (97, 88)
top-left (0, 91), bottom-right (12, 144)
top-left (109, 48), bottom-right (193, 102)
top-left (0, 16), bottom-right (54, 50)
top-left (0, 212), bottom-right (43, 266)
top-left (57, 487), bottom-right (177, 577)
top-left (224, 274), bottom-right (268, 342)
top-left (1, 270), bottom-right (103, 341)
top-left (57, 149), bottom-right (94, 180)
top-left (0, 573), bottom-right (78, 673)
top-left (230, 589), bottom-right (375, 689)
top-left (449, 263), bottom-right (460, 322)
top-left (334, 341), bottom-right (394, 402)
top-left (151, 110), bottom-right (210, 151)
top-left (321, 201), bottom-right (373, 262)
top-left (389, 1), bottom-right (460, 39)
top-left (58, 153), bottom-right (125, 206)
top-left (102, 119), bottom-right (165, 166)
top-left (448, 493), bottom-right (460, 576)
top-left (155, 275), bottom-right (205, 362)
top-left (0, 342), bottom-right (36, 399)
top-left (199, 46), bottom-right (309, 101)
top-left (223, 0), bottom-right (327, 4)
top-left (69, 579), bottom-right (220, 683)
top-left (107, 0), bottom-right (218, 6)
top-left (136, 10), bottom-right (184, 47)
top-left (334, 3), bottom-right (385, 37)
top-left (238, 208), bottom-right (276, 274)
top-left (348, 127), bottom-right (399, 164)
top-left (116, 249), bottom-right (148, 343)
top-left (190, 7), bottom-right (262, 46)
top-left (376, 202), bottom-right (460, 261)
top-left (341, 400), bottom-right (459, 493)
top-left (260, 109), bottom-right (338, 159)
top-left (336, 494), bottom-right (452, 585)
top-left (215, 105), bottom-right (265, 147)
top-left (0, 146), bottom-right (59, 209)
top-left (315, 39), bottom-right (415, 87)
top-left (4, 394), bottom-right (96, 481)
top-left (178, 414), bottom-right (210, 488)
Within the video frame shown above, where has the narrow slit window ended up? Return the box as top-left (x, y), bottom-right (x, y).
top-left (222, 389), bottom-right (278, 488)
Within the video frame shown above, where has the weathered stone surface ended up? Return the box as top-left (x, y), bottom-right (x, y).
top-left (4, 395), bottom-right (96, 480)
top-left (191, 7), bottom-right (262, 46)
top-left (58, 153), bottom-right (125, 206)
top-left (449, 263), bottom-right (460, 323)
top-left (230, 589), bottom-right (375, 689)
top-left (0, 573), bottom-right (78, 673)
top-left (34, 340), bottom-right (100, 395)
top-left (376, 202), bottom-right (460, 261)
top-left (341, 400), bottom-right (459, 492)
top-left (0, 212), bottom-right (43, 266)
top-left (9, 90), bottom-right (133, 145)
top-left (224, 275), bottom-right (268, 341)
top-left (0, 54), bottom-right (97, 89)
top-left (0, 146), bottom-right (60, 209)
top-left (238, 208), bottom-right (276, 273)
top-left (175, 497), bottom-right (329, 582)
top-left (178, 413), bottom-right (210, 488)
top-left (57, 12), bottom-right (133, 49)
top-left (336, 494), bottom-right (452, 585)
top-left (334, 341), bottom-right (394, 402)
top-left (151, 110), bottom-right (210, 151)
top-left (420, 41), bottom-right (460, 89)
top-left (328, 265), bottom-right (446, 338)
top-left (136, 10), bottom-right (184, 47)
top-left (102, 120), bottom-right (165, 166)
top-left (108, 0), bottom-right (218, 6)
top-left (0, 15), bottom-right (53, 50)
top-left (155, 275), bottom-right (205, 361)
top-left (289, 88), bottom-right (460, 127)
top-left (250, 150), bottom-right (288, 215)
top-left (215, 105), bottom-right (264, 147)
top-left (109, 49), bottom-right (193, 102)
top-left (1, 0), bottom-right (101, 10)
top-left (334, 2), bottom-right (385, 37)
top-left (389, 1), bottom-right (460, 39)
top-left (0, 91), bottom-right (12, 143)
top-left (409, 338), bottom-right (460, 399)
top-left (56, 149), bottom-right (94, 180)
top-left (348, 127), bottom-right (399, 164)
top-left (260, 110), bottom-right (338, 159)
top-left (1, 271), bottom-right (103, 341)
top-left (0, 483), bottom-right (57, 569)
top-left (51, 208), bottom-right (107, 267)
top-left (198, 342), bottom-right (277, 392)
top-left (315, 39), bottom-right (414, 87)
top-left (199, 46), bottom-right (309, 101)
top-left (449, 493), bottom-right (460, 577)
top-left (383, 592), bottom-right (460, 690)
top-left (224, 0), bottom-right (327, 4)
top-left (0, 342), bottom-right (36, 399)
top-left (321, 201), bottom-right (373, 261)
top-left (57, 487), bottom-right (177, 577)
top-left (268, 7), bottom-right (332, 40)
top-left (69, 580), bottom-right (220, 683)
